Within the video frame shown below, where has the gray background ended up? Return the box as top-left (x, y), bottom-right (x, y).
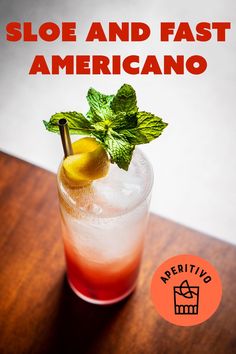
top-left (0, 0), bottom-right (236, 244)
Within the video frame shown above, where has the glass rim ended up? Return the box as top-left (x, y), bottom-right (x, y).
top-left (57, 147), bottom-right (154, 220)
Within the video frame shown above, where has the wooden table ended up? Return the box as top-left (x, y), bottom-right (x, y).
top-left (0, 152), bottom-right (235, 354)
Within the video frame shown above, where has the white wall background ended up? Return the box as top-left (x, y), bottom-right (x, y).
top-left (0, 0), bottom-right (235, 244)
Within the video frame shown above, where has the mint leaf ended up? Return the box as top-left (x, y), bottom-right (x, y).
top-left (119, 111), bottom-right (168, 145)
top-left (110, 112), bottom-right (137, 130)
top-left (111, 84), bottom-right (138, 114)
top-left (87, 88), bottom-right (114, 122)
top-left (43, 120), bottom-right (59, 133)
top-left (43, 112), bottom-right (94, 135)
top-left (103, 130), bottom-right (134, 171)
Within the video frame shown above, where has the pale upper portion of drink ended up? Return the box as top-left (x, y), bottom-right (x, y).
top-left (57, 148), bottom-right (153, 304)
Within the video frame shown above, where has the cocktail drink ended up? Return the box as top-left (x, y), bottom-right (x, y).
top-left (57, 149), bottom-right (153, 304)
top-left (44, 83), bottom-right (167, 304)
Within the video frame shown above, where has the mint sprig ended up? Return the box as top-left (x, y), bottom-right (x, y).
top-left (43, 84), bottom-right (168, 170)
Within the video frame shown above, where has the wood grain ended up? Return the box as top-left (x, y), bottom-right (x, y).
top-left (0, 152), bottom-right (235, 354)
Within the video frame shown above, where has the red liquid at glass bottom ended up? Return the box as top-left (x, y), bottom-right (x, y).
top-left (64, 244), bottom-right (142, 305)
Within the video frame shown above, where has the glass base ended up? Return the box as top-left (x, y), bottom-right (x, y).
top-left (68, 279), bottom-right (136, 305)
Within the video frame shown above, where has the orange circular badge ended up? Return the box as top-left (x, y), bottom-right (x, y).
top-left (150, 254), bottom-right (222, 326)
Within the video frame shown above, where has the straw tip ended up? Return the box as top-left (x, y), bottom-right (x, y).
top-left (58, 118), bottom-right (67, 126)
